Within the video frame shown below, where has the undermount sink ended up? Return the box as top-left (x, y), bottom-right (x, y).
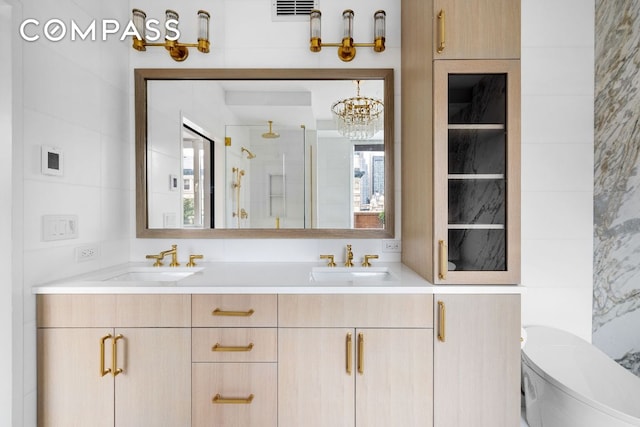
top-left (104, 267), bottom-right (203, 282)
top-left (310, 266), bottom-right (395, 283)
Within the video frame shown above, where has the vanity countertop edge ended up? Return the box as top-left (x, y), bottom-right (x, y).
top-left (32, 262), bottom-right (525, 295)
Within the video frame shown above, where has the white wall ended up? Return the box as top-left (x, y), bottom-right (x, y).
top-left (1, 3), bottom-right (14, 426)
top-left (520, 0), bottom-right (595, 341)
top-left (14, 0), bottom-right (132, 424)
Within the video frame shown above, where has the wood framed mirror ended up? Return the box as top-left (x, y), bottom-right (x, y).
top-left (135, 68), bottom-right (394, 238)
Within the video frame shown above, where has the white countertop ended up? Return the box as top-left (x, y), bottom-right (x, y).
top-left (32, 262), bottom-right (524, 295)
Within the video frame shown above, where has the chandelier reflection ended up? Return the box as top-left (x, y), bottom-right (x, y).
top-left (331, 80), bottom-right (384, 140)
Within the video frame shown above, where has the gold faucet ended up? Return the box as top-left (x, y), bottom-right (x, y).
top-left (345, 244), bottom-right (354, 267)
top-left (187, 254), bottom-right (204, 267)
top-left (320, 254), bottom-right (336, 267)
top-left (362, 254), bottom-right (379, 267)
top-left (146, 244), bottom-right (180, 267)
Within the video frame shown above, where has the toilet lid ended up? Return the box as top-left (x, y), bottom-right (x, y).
top-left (522, 326), bottom-right (640, 422)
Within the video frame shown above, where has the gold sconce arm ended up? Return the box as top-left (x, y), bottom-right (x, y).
top-left (309, 9), bottom-right (386, 62)
top-left (131, 9), bottom-right (210, 62)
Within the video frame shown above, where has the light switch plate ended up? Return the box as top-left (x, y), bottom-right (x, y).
top-left (42, 215), bottom-right (78, 241)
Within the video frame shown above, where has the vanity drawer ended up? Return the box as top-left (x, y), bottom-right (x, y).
top-left (192, 294), bottom-right (277, 327)
top-left (192, 328), bottom-right (277, 362)
top-left (37, 294), bottom-right (191, 327)
top-left (278, 294), bottom-right (434, 328)
top-left (192, 363), bottom-right (277, 427)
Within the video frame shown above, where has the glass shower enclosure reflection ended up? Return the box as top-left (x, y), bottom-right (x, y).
top-left (224, 125), bottom-right (306, 229)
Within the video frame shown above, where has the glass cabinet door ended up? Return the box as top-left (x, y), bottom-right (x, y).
top-left (433, 60), bottom-right (520, 284)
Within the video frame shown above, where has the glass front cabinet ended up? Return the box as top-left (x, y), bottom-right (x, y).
top-left (433, 60), bottom-right (520, 284)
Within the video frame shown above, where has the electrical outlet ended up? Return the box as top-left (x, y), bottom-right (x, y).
top-left (76, 245), bottom-right (99, 262)
top-left (382, 239), bottom-right (401, 253)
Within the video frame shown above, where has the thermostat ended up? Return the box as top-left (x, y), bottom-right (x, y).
top-left (41, 146), bottom-right (64, 176)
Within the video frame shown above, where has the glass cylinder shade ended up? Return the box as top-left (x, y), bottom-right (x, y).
top-left (342, 9), bottom-right (354, 40)
top-left (373, 10), bottom-right (386, 52)
top-left (197, 10), bottom-right (210, 41)
top-left (165, 9), bottom-right (179, 40)
top-left (310, 10), bottom-right (321, 39)
top-left (132, 9), bottom-right (146, 41)
top-left (374, 10), bottom-right (386, 40)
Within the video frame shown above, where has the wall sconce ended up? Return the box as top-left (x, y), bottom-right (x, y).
top-left (131, 9), bottom-right (210, 62)
top-left (310, 9), bottom-right (385, 62)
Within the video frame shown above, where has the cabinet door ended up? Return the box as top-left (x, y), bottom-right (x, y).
top-left (433, 59), bottom-right (520, 284)
top-left (37, 328), bottom-right (114, 427)
top-left (433, 294), bottom-right (520, 427)
top-left (433, 0), bottom-right (520, 59)
top-left (278, 328), bottom-right (355, 427)
top-left (114, 328), bottom-right (191, 427)
top-left (355, 329), bottom-right (433, 427)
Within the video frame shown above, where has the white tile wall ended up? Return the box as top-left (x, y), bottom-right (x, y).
top-left (9, 0), bottom-right (596, 425)
top-left (520, 0), bottom-right (595, 341)
top-left (15, 0), bottom-right (132, 423)
top-left (1, 3), bottom-right (14, 426)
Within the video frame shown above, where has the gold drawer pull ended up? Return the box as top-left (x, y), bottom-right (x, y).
top-left (100, 334), bottom-right (112, 377)
top-left (437, 301), bottom-right (446, 342)
top-left (112, 334), bottom-right (124, 376)
top-left (212, 343), bottom-right (254, 352)
top-left (357, 333), bottom-right (364, 375)
top-left (346, 332), bottom-right (353, 375)
top-left (437, 9), bottom-right (446, 53)
top-left (212, 393), bottom-right (254, 404)
top-left (212, 308), bottom-right (255, 317)
top-left (438, 240), bottom-right (448, 280)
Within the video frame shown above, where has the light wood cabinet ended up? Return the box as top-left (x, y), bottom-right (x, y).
top-left (278, 295), bottom-right (433, 427)
top-left (432, 59), bottom-right (521, 284)
top-left (37, 291), bottom-right (521, 427)
top-left (433, 294), bottom-right (521, 427)
top-left (192, 294), bottom-right (278, 427)
top-left (402, 0), bottom-right (521, 285)
top-left (432, 0), bottom-right (520, 59)
top-left (37, 295), bottom-right (191, 427)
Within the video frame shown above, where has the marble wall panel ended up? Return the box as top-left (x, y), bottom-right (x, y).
top-left (593, 0), bottom-right (640, 376)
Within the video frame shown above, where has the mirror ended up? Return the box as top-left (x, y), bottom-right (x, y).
top-left (135, 69), bottom-right (394, 238)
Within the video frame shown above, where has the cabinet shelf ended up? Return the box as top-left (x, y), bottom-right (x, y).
top-left (448, 224), bottom-right (505, 230)
top-left (448, 124), bottom-right (505, 130)
top-left (448, 174), bottom-right (505, 180)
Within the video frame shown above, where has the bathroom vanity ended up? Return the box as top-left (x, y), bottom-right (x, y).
top-left (34, 263), bottom-right (521, 427)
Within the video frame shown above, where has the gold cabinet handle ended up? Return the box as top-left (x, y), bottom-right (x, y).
top-left (346, 333), bottom-right (353, 375)
top-left (212, 394), bottom-right (254, 404)
top-left (437, 301), bottom-right (446, 342)
top-left (437, 9), bottom-right (446, 53)
top-left (112, 334), bottom-right (124, 376)
top-left (212, 308), bottom-right (255, 317)
top-left (357, 333), bottom-right (364, 375)
top-left (212, 343), bottom-right (254, 352)
top-left (100, 334), bottom-right (112, 377)
top-left (438, 240), bottom-right (448, 280)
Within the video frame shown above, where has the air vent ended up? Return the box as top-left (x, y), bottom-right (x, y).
top-left (272, 0), bottom-right (317, 21)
